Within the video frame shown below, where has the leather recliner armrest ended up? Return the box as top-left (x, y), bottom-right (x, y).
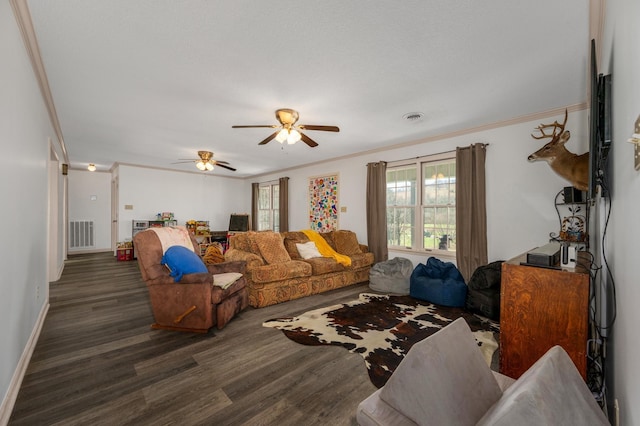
top-left (206, 260), bottom-right (247, 275)
top-left (147, 272), bottom-right (212, 286)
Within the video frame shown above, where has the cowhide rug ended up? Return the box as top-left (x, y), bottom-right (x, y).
top-left (263, 293), bottom-right (499, 388)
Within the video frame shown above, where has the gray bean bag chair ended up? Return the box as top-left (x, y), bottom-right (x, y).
top-left (369, 257), bottom-right (414, 294)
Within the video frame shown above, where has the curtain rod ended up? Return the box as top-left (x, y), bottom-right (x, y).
top-left (372, 143), bottom-right (489, 165)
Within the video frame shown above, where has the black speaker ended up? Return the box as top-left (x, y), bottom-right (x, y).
top-left (563, 186), bottom-right (583, 203)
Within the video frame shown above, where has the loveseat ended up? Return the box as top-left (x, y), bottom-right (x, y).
top-left (224, 230), bottom-right (374, 308)
top-left (356, 317), bottom-right (608, 425)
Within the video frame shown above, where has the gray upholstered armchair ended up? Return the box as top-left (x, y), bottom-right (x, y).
top-left (133, 226), bottom-right (248, 332)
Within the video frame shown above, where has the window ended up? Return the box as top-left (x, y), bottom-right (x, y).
top-left (386, 153), bottom-right (456, 254)
top-left (257, 182), bottom-right (279, 231)
top-left (386, 166), bottom-right (416, 248)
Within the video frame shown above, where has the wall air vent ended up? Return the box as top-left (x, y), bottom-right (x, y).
top-left (69, 220), bottom-right (95, 249)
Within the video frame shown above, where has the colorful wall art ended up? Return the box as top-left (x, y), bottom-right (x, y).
top-left (309, 174), bottom-right (339, 232)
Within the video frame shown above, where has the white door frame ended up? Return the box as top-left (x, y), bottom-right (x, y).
top-left (111, 175), bottom-right (119, 253)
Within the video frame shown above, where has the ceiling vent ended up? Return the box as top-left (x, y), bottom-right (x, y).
top-left (402, 112), bottom-right (425, 122)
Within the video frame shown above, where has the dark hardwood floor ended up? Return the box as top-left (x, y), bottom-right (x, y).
top-left (9, 253), bottom-right (376, 425)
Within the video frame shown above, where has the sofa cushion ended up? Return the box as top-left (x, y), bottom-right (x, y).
top-left (303, 229), bottom-right (352, 267)
top-left (379, 317), bottom-right (502, 426)
top-left (332, 230), bottom-right (363, 255)
top-left (249, 260), bottom-right (312, 284)
top-left (281, 232), bottom-right (307, 259)
top-left (302, 257), bottom-right (346, 275)
top-left (477, 346), bottom-right (609, 426)
top-left (255, 232), bottom-right (291, 264)
top-left (348, 252), bottom-right (375, 270)
top-left (230, 231), bottom-right (262, 255)
top-left (284, 239), bottom-right (302, 259)
top-left (161, 245), bottom-right (208, 282)
top-left (296, 241), bottom-right (323, 259)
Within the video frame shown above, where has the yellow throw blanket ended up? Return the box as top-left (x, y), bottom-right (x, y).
top-left (301, 229), bottom-right (351, 267)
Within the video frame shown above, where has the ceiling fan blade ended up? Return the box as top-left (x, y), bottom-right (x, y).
top-left (213, 160), bottom-right (229, 165)
top-left (300, 133), bottom-right (319, 148)
top-left (172, 160), bottom-right (197, 164)
top-left (232, 125), bottom-right (279, 129)
top-left (216, 163), bottom-right (236, 171)
top-left (258, 131), bottom-right (280, 145)
top-left (298, 124), bottom-right (340, 132)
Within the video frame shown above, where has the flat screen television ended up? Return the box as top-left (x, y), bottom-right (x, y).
top-left (588, 39), bottom-right (612, 200)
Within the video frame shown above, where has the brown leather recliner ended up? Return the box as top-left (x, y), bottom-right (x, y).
top-left (133, 227), bottom-right (248, 333)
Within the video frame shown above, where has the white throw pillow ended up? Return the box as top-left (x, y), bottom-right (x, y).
top-left (296, 241), bottom-right (322, 259)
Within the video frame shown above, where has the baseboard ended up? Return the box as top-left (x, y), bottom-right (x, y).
top-left (0, 301), bottom-right (49, 426)
top-left (67, 248), bottom-right (112, 255)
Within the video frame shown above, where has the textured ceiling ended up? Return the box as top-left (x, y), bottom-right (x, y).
top-left (27, 0), bottom-right (591, 177)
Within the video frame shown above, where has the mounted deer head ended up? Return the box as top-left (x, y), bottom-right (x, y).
top-left (527, 109), bottom-right (589, 191)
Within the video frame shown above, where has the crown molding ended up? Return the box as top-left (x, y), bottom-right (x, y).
top-left (10, 0), bottom-right (69, 165)
top-left (249, 104), bottom-right (588, 179)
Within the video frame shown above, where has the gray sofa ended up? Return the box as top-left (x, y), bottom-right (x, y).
top-left (356, 317), bottom-right (608, 426)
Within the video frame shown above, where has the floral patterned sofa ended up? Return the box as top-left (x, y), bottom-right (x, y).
top-left (224, 230), bottom-right (375, 308)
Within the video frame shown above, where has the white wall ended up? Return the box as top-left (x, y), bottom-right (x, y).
top-left (68, 169), bottom-right (112, 252)
top-left (600, 0), bottom-right (640, 423)
top-left (255, 110), bottom-right (589, 267)
top-left (116, 165), bottom-right (250, 241)
top-left (0, 1), bottom-right (60, 417)
top-left (48, 144), bottom-right (67, 281)
top-left (6, 0), bottom-right (633, 421)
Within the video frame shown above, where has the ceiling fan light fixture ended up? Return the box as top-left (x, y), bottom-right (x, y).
top-left (87, 163), bottom-right (96, 172)
top-left (233, 108), bottom-right (338, 148)
top-left (287, 129), bottom-right (301, 144)
top-left (174, 151), bottom-right (234, 172)
top-left (275, 129), bottom-right (289, 143)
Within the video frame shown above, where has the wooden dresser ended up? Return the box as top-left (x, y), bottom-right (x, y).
top-left (499, 252), bottom-right (590, 379)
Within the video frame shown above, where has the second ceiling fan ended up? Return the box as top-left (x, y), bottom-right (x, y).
top-left (173, 151), bottom-right (236, 172)
top-left (232, 108), bottom-right (339, 147)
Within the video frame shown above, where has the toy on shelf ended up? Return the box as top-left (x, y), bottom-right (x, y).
top-left (116, 241), bottom-right (133, 261)
top-left (196, 221), bottom-right (210, 235)
top-left (186, 220), bottom-right (211, 236)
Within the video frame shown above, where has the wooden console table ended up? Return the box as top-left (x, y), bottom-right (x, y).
top-left (499, 252), bottom-right (590, 379)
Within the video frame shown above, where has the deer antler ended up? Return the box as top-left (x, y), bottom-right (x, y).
top-left (531, 109), bottom-right (568, 140)
top-left (527, 109), bottom-right (589, 191)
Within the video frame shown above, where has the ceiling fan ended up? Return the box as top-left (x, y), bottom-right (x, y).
top-left (232, 108), bottom-right (339, 147)
top-left (173, 151), bottom-right (236, 172)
